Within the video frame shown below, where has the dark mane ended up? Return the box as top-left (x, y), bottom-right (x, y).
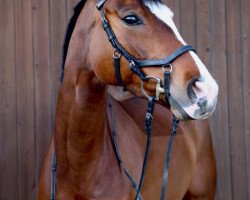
top-left (61, 0), bottom-right (86, 82)
top-left (60, 0), bottom-right (162, 81)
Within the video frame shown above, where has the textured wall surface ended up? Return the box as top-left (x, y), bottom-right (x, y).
top-left (0, 0), bottom-right (249, 199)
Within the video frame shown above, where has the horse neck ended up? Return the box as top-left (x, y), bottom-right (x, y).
top-left (54, 1), bottom-right (108, 175)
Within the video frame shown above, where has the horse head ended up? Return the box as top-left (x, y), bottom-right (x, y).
top-left (89, 0), bottom-right (218, 120)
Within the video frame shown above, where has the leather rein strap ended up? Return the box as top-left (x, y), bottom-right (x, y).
top-left (97, 1), bottom-right (194, 200)
top-left (108, 95), bottom-right (179, 200)
top-left (51, 148), bottom-right (56, 200)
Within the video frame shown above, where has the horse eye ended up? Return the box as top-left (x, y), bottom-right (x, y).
top-left (122, 15), bottom-right (142, 25)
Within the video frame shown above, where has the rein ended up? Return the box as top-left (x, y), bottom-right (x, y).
top-left (96, 1), bottom-right (193, 199)
top-left (108, 95), bottom-right (179, 200)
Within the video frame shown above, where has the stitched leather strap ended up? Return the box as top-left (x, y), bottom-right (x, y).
top-left (51, 148), bottom-right (56, 200)
top-left (164, 71), bottom-right (171, 106)
top-left (96, 0), bottom-right (107, 10)
top-left (135, 97), bottom-right (155, 200)
top-left (135, 45), bottom-right (196, 67)
top-left (114, 56), bottom-right (127, 90)
top-left (108, 95), bottom-right (143, 200)
top-left (160, 116), bottom-right (179, 200)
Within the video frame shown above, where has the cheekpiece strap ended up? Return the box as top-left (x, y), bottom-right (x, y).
top-left (164, 71), bottom-right (171, 105)
top-left (145, 97), bottom-right (156, 134)
top-left (130, 61), bottom-right (147, 81)
top-left (96, 0), bottom-right (107, 10)
top-left (114, 55), bottom-right (127, 91)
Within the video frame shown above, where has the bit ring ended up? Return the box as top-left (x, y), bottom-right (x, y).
top-left (162, 63), bottom-right (173, 73)
top-left (141, 76), bottom-right (161, 99)
top-left (113, 49), bottom-right (121, 59)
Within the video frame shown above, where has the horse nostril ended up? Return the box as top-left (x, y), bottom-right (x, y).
top-left (192, 80), bottom-right (208, 98)
top-left (187, 78), bottom-right (208, 102)
top-left (187, 78), bottom-right (198, 102)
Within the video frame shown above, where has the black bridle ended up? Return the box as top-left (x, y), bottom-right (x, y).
top-left (50, 1), bottom-right (196, 199)
top-left (97, 1), bottom-right (196, 200)
top-left (96, 0), bottom-right (195, 101)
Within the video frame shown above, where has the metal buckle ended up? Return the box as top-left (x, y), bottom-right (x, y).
top-left (162, 63), bottom-right (173, 73)
top-left (113, 49), bottom-right (121, 59)
top-left (129, 60), bottom-right (135, 68)
top-left (141, 76), bottom-right (164, 100)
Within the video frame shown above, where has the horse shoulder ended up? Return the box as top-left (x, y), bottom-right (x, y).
top-left (183, 120), bottom-right (216, 199)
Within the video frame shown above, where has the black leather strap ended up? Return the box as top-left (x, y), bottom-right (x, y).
top-left (108, 95), bottom-right (143, 200)
top-left (135, 97), bottom-right (155, 200)
top-left (129, 61), bottom-right (146, 80)
top-left (51, 148), bottom-right (56, 200)
top-left (164, 71), bottom-right (171, 106)
top-left (100, 13), bottom-right (138, 61)
top-left (114, 56), bottom-right (127, 90)
top-left (135, 45), bottom-right (196, 67)
top-left (96, 0), bottom-right (107, 10)
top-left (160, 116), bottom-right (179, 200)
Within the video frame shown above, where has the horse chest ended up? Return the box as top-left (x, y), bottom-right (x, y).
top-left (52, 132), bottom-right (196, 200)
top-left (104, 99), bottom-right (197, 200)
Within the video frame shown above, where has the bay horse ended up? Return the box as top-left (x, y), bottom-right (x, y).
top-left (38, 0), bottom-right (219, 199)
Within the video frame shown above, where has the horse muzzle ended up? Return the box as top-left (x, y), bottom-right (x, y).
top-left (169, 78), bottom-right (219, 120)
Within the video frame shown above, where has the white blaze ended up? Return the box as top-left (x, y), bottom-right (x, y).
top-left (145, 2), bottom-right (219, 119)
top-left (145, 2), bottom-right (186, 44)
